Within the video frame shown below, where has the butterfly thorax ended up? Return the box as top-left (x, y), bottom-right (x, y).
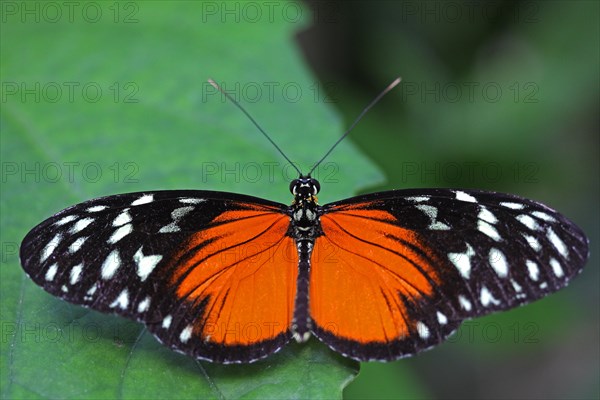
top-left (288, 176), bottom-right (322, 240)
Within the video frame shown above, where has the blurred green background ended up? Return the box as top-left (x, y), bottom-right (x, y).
top-left (1, 1), bottom-right (598, 399)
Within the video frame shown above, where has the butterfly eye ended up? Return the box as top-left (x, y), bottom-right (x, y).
top-left (311, 179), bottom-right (320, 195)
top-left (289, 179), bottom-right (300, 195)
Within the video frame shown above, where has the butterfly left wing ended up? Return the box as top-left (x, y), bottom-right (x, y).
top-left (20, 190), bottom-right (298, 363)
top-left (310, 188), bottom-right (588, 361)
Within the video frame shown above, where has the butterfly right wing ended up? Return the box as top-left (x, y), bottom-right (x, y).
top-left (20, 190), bottom-right (298, 363)
top-left (309, 188), bottom-right (588, 361)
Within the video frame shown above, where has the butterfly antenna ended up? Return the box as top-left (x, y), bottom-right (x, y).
top-left (307, 77), bottom-right (402, 176)
top-left (208, 79), bottom-right (302, 176)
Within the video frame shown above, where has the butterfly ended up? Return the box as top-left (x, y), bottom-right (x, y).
top-left (19, 79), bottom-right (589, 364)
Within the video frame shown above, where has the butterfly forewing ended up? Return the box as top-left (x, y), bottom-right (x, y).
top-left (311, 188), bottom-right (588, 361)
top-left (20, 190), bottom-right (297, 363)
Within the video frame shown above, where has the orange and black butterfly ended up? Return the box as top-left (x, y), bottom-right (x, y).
top-left (20, 79), bottom-right (589, 364)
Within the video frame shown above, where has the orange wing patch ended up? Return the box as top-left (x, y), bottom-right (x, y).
top-left (169, 205), bottom-right (297, 346)
top-left (311, 208), bottom-right (441, 344)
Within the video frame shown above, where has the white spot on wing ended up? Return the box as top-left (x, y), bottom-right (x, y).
top-left (101, 250), bottom-right (121, 279)
top-left (547, 227), bottom-right (568, 258)
top-left (416, 205), bottom-right (436, 218)
top-left (511, 279), bottom-right (523, 293)
top-left (55, 215), bottom-right (77, 226)
top-left (69, 237), bottom-right (87, 253)
top-left (478, 206), bottom-right (498, 224)
top-left (84, 284), bottom-right (98, 301)
top-left (172, 206), bottom-right (194, 219)
top-left (69, 264), bottom-right (83, 285)
top-left (550, 258), bottom-right (564, 277)
top-left (162, 315), bottom-right (172, 329)
top-left (516, 214), bottom-right (538, 230)
top-left (448, 244), bottom-right (475, 279)
top-left (108, 224), bottom-right (132, 244)
top-left (112, 209), bottom-right (131, 226)
top-left (406, 196), bottom-right (429, 202)
top-left (488, 248), bottom-right (509, 277)
top-left (532, 211), bottom-right (556, 222)
top-left (159, 206), bottom-right (195, 233)
top-left (179, 198), bottom-right (205, 204)
top-left (70, 218), bottom-right (94, 234)
top-left (522, 234), bottom-right (541, 252)
top-left (45, 263), bottom-right (58, 281)
top-left (134, 247), bottom-right (163, 281)
top-left (137, 296), bottom-right (151, 313)
top-left (158, 222), bottom-right (180, 233)
top-left (180, 325), bottom-right (193, 343)
top-left (87, 284), bottom-right (97, 295)
top-left (478, 220), bottom-right (501, 241)
top-left (500, 202), bottom-right (524, 210)
top-left (526, 260), bottom-right (540, 281)
top-left (87, 205), bottom-right (107, 212)
top-left (459, 295), bottom-right (472, 311)
top-left (110, 289), bottom-right (129, 309)
top-left (416, 204), bottom-right (450, 230)
top-left (131, 194), bottom-right (153, 206)
top-left (416, 322), bottom-right (430, 339)
top-left (41, 234), bottom-right (62, 262)
top-left (429, 219), bottom-right (451, 229)
top-left (455, 191), bottom-right (477, 203)
top-left (480, 286), bottom-right (501, 307)
top-left (437, 311), bottom-right (448, 325)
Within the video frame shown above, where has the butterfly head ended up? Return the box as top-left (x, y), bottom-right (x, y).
top-left (290, 175), bottom-right (320, 203)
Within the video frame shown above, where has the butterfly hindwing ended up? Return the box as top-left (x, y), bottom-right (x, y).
top-left (20, 190), bottom-right (297, 363)
top-left (311, 188), bottom-right (588, 361)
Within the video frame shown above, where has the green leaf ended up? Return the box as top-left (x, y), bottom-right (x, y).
top-left (1, 2), bottom-right (378, 398)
